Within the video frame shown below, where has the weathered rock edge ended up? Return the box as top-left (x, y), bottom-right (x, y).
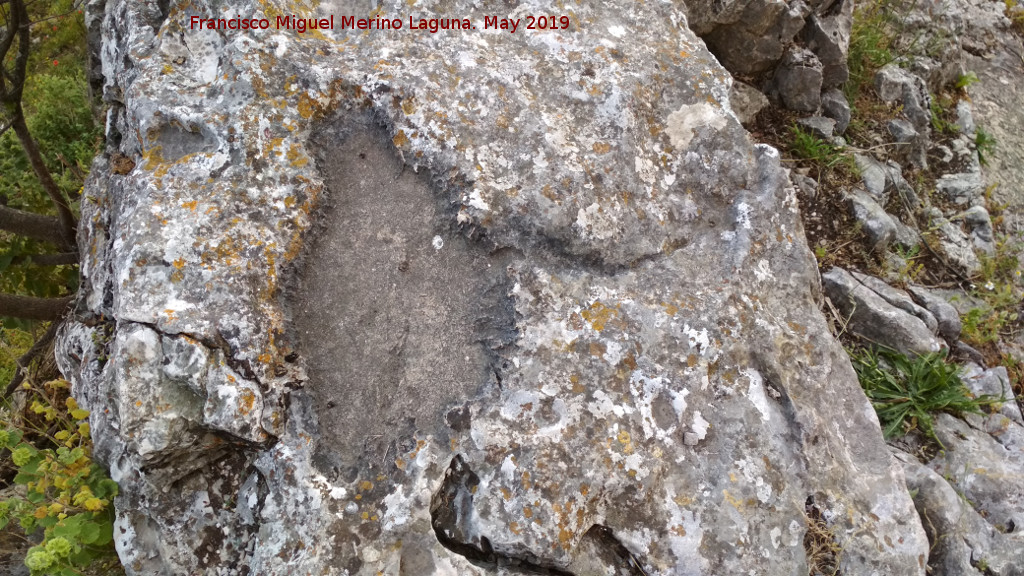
top-left (57, 0), bottom-right (928, 574)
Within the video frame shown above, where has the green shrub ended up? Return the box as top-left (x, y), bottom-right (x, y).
top-left (850, 347), bottom-right (1003, 446)
top-left (1, 379), bottom-right (122, 576)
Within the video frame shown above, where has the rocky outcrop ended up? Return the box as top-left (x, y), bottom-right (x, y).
top-left (54, 0), bottom-right (932, 575)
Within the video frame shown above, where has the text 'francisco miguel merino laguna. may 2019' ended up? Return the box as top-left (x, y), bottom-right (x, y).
top-left (188, 13), bottom-right (575, 34)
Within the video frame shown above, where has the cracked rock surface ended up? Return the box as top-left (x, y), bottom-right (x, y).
top-left (57, 0), bottom-right (929, 574)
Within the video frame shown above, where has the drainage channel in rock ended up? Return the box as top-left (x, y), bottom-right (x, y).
top-left (430, 455), bottom-right (649, 576)
top-left (288, 114), bottom-right (518, 469)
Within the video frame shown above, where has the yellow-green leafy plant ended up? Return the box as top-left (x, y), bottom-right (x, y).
top-left (0, 379), bottom-right (122, 576)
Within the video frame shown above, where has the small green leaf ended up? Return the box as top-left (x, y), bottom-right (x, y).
top-left (79, 521), bottom-right (100, 545)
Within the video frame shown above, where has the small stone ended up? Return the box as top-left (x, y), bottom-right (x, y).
top-left (854, 154), bottom-right (889, 202)
top-left (796, 116), bottom-right (836, 139)
top-left (927, 212), bottom-right (982, 276)
top-left (875, 65), bottom-right (930, 126)
top-left (962, 205), bottom-right (996, 256)
top-left (730, 81), bottom-right (769, 125)
top-left (887, 118), bottom-right (918, 143)
top-left (933, 144), bottom-right (954, 164)
top-left (821, 89), bottom-right (851, 134)
top-left (683, 432), bottom-right (700, 446)
top-left (845, 189), bottom-right (896, 252)
top-left (774, 47), bottom-right (823, 112)
top-left (885, 161), bottom-right (921, 209)
top-left (960, 364), bottom-right (1021, 424)
top-left (955, 100), bottom-right (975, 135)
top-left (935, 172), bottom-right (984, 205)
top-left (906, 285), bottom-right (962, 343)
top-left (790, 172), bottom-right (818, 199)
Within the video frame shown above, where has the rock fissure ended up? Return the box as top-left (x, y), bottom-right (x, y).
top-left (429, 456), bottom-right (647, 576)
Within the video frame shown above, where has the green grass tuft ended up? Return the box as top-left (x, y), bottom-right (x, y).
top-left (850, 347), bottom-right (1004, 446)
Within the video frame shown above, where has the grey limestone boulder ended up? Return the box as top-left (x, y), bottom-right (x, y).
top-left (729, 80), bottom-right (769, 125)
top-left (928, 414), bottom-right (1024, 536)
top-left (875, 64), bottom-right (932, 168)
top-left (796, 115), bottom-right (836, 139)
top-left (822, 267), bottom-right (943, 355)
top-left (845, 188), bottom-right (897, 251)
top-left (937, 171), bottom-right (986, 206)
top-left (896, 449), bottom-right (1024, 576)
top-left (961, 364), bottom-right (1022, 425)
top-left (848, 272), bottom-right (938, 335)
top-left (963, 205), bottom-right (997, 256)
top-left (803, 0), bottom-right (854, 88)
top-left (55, 1), bottom-right (929, 575)
top-left (821, 88), bottom-right (851, 134)
top-left (906, 285), bottom-right (963, 343)
top-left (773, 47), bottom-right (824, 112)
top-left (925, 209), bottom-right (984, 277)
top-left (681, 0), bottom-right (813, 75)
top-left (854, 154), bottom-right (890, 202)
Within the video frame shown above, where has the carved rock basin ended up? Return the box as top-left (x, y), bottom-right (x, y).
top-left (57, 0), bottom-right (928, 574)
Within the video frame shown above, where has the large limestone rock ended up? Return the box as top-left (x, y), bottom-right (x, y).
top-left (57, 1), bottom-right (928, 574)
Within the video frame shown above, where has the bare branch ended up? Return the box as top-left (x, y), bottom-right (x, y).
top-left (0, 292), bottom-right (73, 321)
top-left (0, 203), bottom-right (66, 245)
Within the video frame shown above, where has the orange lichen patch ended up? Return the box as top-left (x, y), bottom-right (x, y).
top-left (172, 258), bottom-right (186, 269)
top-left (589, 341), bottom-right (606, 357)
top-left (359, 481), bottom-right (374, 492)
top-left (395, 458), bottom-right (405, 470)
top-left (238, 389), bottom-right (257, 415)
top-left (500, 488), bottom-right (512, 500)
top-left (286, 143), bottom-right (309, 167)
top-left (297, 92), bottom-right (319, 119)
top-left (392, 130), bottom-right (410, 148)
top-left (401, 97), bottom-right (416, 115)
top-left (181, 200), bottom-right (198, 211)
top-left (617, 430), bottom-right (634, 454)
top-left (142, 146), bottom-right (165, 171)
top-left (521, 472), bottom-right (532, 490)
top-left (523, 506), bottom-right (533, 518)
top-left (686, 354), bottom-right (698, 368)
top-left (509, 521), bottom-right (521, 535)
top-left (559, 527), bottom-right (573, 548)
top-left (592, 142), bottom-right (612, 154)
top-left (722, 489), bottom-right (749, 510)
top-left (580, 301), bottom-right (619, 332)
top-left (662, 301), bottom-right (679, 316)
top-left (671, 525), bottom-right (687, 537)
top-left (673, 494), bottom-right (694, 506)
